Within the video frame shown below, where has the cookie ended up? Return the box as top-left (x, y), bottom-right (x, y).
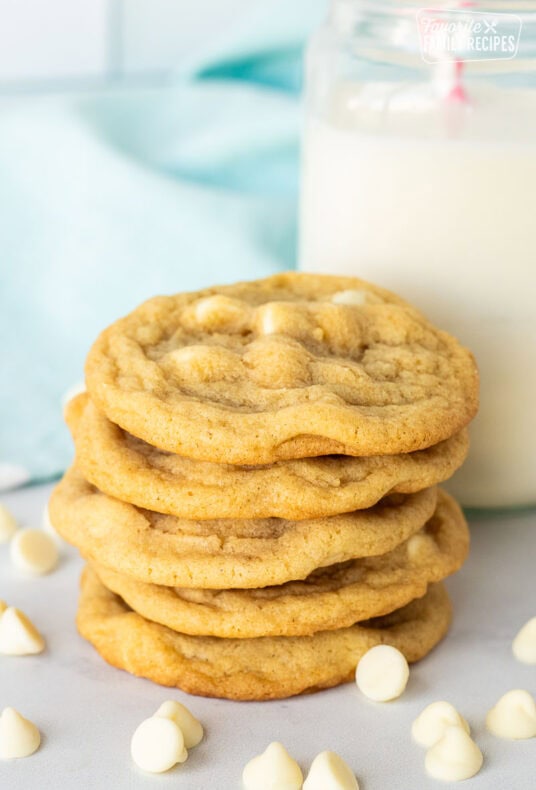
top-left (92, 489), bottom-right (468, 637)
top-left (85, 273), bottom-right (479, 464)
top-left (49, 467), bottom-right (437, 588)
top-left (77, 568), bottom-right (452, 700)
top-left (68, 394), bottom-right (469, 520)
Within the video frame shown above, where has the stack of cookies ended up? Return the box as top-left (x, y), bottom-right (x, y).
top-left (50, 273), bottom-right (478, 701)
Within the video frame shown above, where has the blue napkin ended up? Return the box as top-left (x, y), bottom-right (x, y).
top-left (0, 1), bottom-right (326, 489)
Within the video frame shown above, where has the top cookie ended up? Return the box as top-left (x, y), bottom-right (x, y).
top-left (85, 273), bottom-right (479, 464)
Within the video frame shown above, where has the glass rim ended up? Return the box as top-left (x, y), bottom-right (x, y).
top-left (326, 0), bottom-right (536, 64)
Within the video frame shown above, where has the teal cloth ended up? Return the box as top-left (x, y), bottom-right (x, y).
top-left (0, 1), bottom-right (326, 488)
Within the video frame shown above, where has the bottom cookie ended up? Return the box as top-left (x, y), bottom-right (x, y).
top-left (77, 568), bottom-right (452, 701)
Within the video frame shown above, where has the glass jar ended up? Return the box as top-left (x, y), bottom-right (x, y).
top-left (299, 0), bottom-right (536, 510)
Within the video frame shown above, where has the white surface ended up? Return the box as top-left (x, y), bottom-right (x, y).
top-left (0, 483), bottom-right (534, 789)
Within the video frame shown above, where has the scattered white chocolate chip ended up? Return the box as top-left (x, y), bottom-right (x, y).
top-left (486, 690), bottom-right (536, 740)
top-left (0, 707), bottom-right (40, 759)
top-left (355, 645), bottom-right (409, 702)
top-left (154, 700), bottom-right (204, 749)
top-left (0, 607), bottom-right (45, 656)
top-left (242, 742), bottom-right (303, 790)
top-left (303, 750), bottom-right (359, 790)
top-left (61, 381), bottom-right (86, 414)
top-left (10, 528), bottom-right (59, 575)
top-left (131, 716), bottom-right (187, 774)
top-left (512, 617), bottom-right (536, 665)
top-left (425, 726), bottom-right (483, 782)
top-left (412, 701), bottom-right (470, 748)
top-left (0, 504), bottom-right (18, 544)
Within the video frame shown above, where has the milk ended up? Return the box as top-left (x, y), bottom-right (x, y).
top-left (300, 83), bottom-right (536, 507)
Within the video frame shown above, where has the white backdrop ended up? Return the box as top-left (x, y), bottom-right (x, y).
top-left (0, 0), bottom-right (270, 88)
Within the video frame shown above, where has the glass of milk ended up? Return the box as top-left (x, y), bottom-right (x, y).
top-left (299, 0), bottom-right (536, 510)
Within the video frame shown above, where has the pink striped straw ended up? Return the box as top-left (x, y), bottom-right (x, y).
top-left (445, 0), bottom-right (475, 105)
top-left (446, 59), bottom-right (468, 104)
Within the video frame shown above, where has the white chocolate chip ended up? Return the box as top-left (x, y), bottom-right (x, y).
top-left (194, 295), bottom-right (245, 330)
top-left (512, 617), bottom-right (536, 665)
top-left (486, 690), bottom-right (536, 740)
top-left (195, 296), bottom-right (220, 322)
top-left (303, 750), bottom-right (359, 789)
top-left (331, 289), bottom-right (368, 306)
top-left (0, 504), bottom-right (18, 544)
top-left (406, 533), bottom-right (438, 563)
top-left (10, 528), bottom-right (59, 575)
top-left (154, 700), bottom-right (204, 749)
top-left (412, 701), bottom-right (470, 748)
top-left (0, 708), bottom-right (40, 759)
top-left (258, 303), bottom-right (280, 335)
top-left (242, 742), bottom-right (303, 790)
top-left (425, 726), bottom-right (483, 782)
top-left (0, 607), bottom-right (45, 656)
top-left (331, 289), bottom-right (382, 306)
top-left (131, 716), bottom-right (187, 773)
top-left (61, 381), bottom-right (86, 414)
top-left (168, 345), bottom-right (200, 365)
top-left (355, 645), bottom-right (409, 702)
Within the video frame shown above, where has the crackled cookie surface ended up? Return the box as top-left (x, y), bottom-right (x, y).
top-left (49, 468), bottom-right (437, 589)
top-left (92, 489), bottom-right (468, 638)
top-left (77, 568), bottom-right (452, 700)
top-left (85, 273), bottom-right (478, 464)
top-left (68, 394), bottom-right (469, 520)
